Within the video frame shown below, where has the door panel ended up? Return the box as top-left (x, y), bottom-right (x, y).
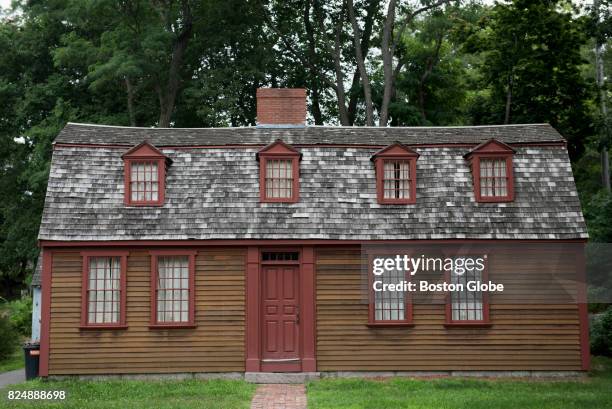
top-left (262, 266), bottom-right (299, 360)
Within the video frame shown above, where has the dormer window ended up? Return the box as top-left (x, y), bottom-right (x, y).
top-left (122, 141), bottom-right (169, 206)
top-left (464, 139), bottom-right (515, 203)
top-left (372, 143), bottom-right (419, 204)
top-left (257, 140), bottom-right (301, 203)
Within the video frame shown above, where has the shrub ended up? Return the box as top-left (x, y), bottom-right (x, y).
top-left (591, 307), bottom-right (612, 357)
top-left (0, 314), bottom-right (19, 361)
top-left (6, 296), bottom-right (32, 337)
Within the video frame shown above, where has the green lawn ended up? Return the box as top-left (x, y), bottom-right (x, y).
top-left (307, 357), bottom-right (612, 409)
top-left (0, 350), bottom-right (24, 373)
top-left (1, 378), bottom-right (256, 409)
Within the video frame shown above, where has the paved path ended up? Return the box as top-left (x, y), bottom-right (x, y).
top-left (0, 369), bottom-right (25, 388)
top-left (250, 384), bottom-right (307, 409)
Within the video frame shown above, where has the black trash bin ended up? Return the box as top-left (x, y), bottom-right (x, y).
top-left (23, 343), bottom-right (40, 380)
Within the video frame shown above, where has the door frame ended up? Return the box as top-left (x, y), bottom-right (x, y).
top-left (245, 246), bottom-right (316, 372)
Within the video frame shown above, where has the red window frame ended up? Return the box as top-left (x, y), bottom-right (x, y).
top-left (473, 155), bottom-right (514, 202)
top-left (465, 139), bottom-right (515, 203)
top-left (372, 143), bottom-right (419, 205)
top-left (367, 255), bottom-right (414, 327)
top-left (257, 140), bottom-right (301, 203)
top-left (444, 254), bottom-right (491, 327)
top-left (149, 250), bottom-right (197, 329)
top-left (80, 251), bottom-right (129, 330)
top-left (122, 141), bottom-right (168, 206)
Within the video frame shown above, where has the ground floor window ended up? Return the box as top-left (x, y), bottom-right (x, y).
top-left (369, 257), bottom-right (412, 325)
top-left (81, 252), bottom-right (128, 328)
top-left (446, 256), bottom-right (490, 325)
top-left (150, 251), bottom-right (196, 327)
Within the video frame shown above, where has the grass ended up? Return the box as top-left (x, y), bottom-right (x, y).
top-left (307, 357), bottom-right (612, 409)
top-left (1, 378), bottom-right (256, 409)
top-left (0, 350), bottom-right (24, 373)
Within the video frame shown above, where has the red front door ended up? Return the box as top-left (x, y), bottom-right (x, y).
top-left (262, 265), bottom-right (300, 371)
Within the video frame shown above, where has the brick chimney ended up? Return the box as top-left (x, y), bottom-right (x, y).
top-left (256, 88), bottom-right (307, 126)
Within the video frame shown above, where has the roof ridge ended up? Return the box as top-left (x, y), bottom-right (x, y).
top-left (65, 122), bottom-right (553, 131)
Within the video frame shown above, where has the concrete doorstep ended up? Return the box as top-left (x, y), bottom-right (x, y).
top-left (245, 372), bottom-right (320, 384)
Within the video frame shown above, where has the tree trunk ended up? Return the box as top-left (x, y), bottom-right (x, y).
top-left (379, 0), bottom-right (397, 126)
top-left (417, 33), bottom-right (444, 122)
top-left (504, 69), bottom-right (513, 124)
top-left (304, 0), bottom-right (323, 125)
top-left (331, 6), bottom-right (349, 125)
top-left (595, 0), bottom-right (611, 191)
top-left (157, 0), bottom-right (193, 127)
top-left (379, 0), bottom-right (452, 126)
top-left (347, 0), bottom-right (377, 125)
top-left (125, 77), bottom-right (136, 127)
top-left (347, 0), bottom-right (374, 126)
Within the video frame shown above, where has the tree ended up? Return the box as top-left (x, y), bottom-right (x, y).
top-left (390, 3), bottom-right (483, 125)
top-left (465, 0), bottom-right (593, 159)
top-left (587, 0), bottom-right (611, 191)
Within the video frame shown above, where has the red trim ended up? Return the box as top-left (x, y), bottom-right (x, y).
top-left (149, 250), bottom-right (197, 328)
top-left (444, 253), bottom-right (491, 326)
top-left (80, 251), bottom-right (129, 329)
top-left (149, 324), bottom-right (197, 329)
top-left (123, 141), bottom-right (167, 206)
top-left (375, 158), bottom-right (418, 204)
top-left (245, 246), bottom-right (316, 372)
top-left (257, 139), bottom-right (302, 156)
top-left (39, 238), bottom-right (589, 248)
top-left (121, 140), bottom-right (168, 158)
top-left (368, 254), bottom-right (414, 326)
top-left (79, 325), bottom-right (128, 330)
top-left (367, 322), bottom-right (415, 328)
top-left (245, 247), bottom-right (261, 372)
top-left (577, 245), bottom-right (590, 371)
top-left (443, 322), bottom-right (492, 328)
top-left (258, 141), bottom-right (301, 203)
top-left (465, 139), bottom-right (515, 203)
top-left (472, 155), bottom-right (514, 202)
top-left (465, 138), bottom-right (516, 156)
top-left (124, 158), bottom-right (166, 206)
top-left (39, 250), bottom-right (52, 377)
top-left (300, 246), bottom-right (316, 372)
top-left (372, 143), bottom-right (419, 205)
top-left (54, 141), bottom-right (568, 150)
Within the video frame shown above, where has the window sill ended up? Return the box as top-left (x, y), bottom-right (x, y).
top-left (367, 322), bottom-right (414, 328)
top-left (79, 325), bottom-right (128, 331)
top-left (378, 200), bottom-right (416, 205)
top-left (124, 202), bottom-right (165, 207)
top-left (149, 324), bottom-right (197, 330)
top-left (260, 199), bottom-right (299, 204)
top-left (476, 197), bottom-right (513, 203)
top-left (444, 322), bottom-right (492, 328)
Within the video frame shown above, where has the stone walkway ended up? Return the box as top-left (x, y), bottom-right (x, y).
top-left (250, 384), bottom-right (307, 409)
top-left (0, 369), bottom-right (25, 389)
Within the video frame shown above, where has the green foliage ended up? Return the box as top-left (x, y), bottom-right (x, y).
top-left (0, 313), bottom-right (19, 362)
top-left (591, 307), bottom-right (612, 357)
top-left (0, 0), bottom-right (609, 297)
top-left (464, 0), bottom-right (593, 159)
top-left (4, 296), bottom-right (33, 337)
top-left (0, 349), bottom-right (23, 373)
top-left (392, 3), bottom-right (484, 126)
top-left (584, 190), bottom-right (612, 242)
